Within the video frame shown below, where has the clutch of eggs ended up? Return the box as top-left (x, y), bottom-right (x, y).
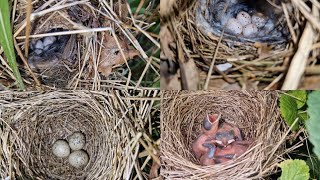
top-left (51, 132), bottom-right (89, 168)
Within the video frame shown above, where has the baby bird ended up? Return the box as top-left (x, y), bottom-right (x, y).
top-left (199, 143), bottom-right (217, 166)
top-left (205, 120), bottom-right (243, 148)
top-left (211, 140), bottom-right (252, 164)
top-left (192, 113), bottom-right (221, 159)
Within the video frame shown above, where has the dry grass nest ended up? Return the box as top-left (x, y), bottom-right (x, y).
top-left (161, 0), bottom-right (320, 90)
top-left (0, 90), bottom-right (160, 179)
top-left (161, 90), bottom-right (298, 179)
top-left (2, 0), bottom-right (159, 90)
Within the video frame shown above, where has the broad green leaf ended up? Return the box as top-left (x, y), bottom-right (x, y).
top-left (280, 94), bottom-right (299, 131)
top-left (287, 90), bottom-right (307, 109)
top-left (298, 110), bottom-right (309, 122)
top-left (0, 0), bottom-right (25, 90)
top-left (306, 156), bottom-right (320, 179)
top-left (279, 159), bottom-right (310, 180)
top-left (306, 91), bottom-right (320, 159)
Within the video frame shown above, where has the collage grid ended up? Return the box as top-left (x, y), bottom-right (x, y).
top-left (0, 0), bottom-right (319, 179)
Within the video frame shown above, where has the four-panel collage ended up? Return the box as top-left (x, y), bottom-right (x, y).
top-left (0, 0), bottom-right (319, 179)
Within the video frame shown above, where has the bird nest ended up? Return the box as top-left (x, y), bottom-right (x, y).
top-left (160, 0), bottom-right (320, 90)
top-left (9, 0), bottom-right (158, 90)
top-left (161, 90), bottom-right (293, 179)
top-left (0, 90), bottom-right (159, 179)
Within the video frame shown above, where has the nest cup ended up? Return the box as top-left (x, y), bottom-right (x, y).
top-left (164, 0), bottom-right (320, 89)
top-left (161, 91), bottom-right (289, 179)
top-left (0, 91), bottom-right (132, 179)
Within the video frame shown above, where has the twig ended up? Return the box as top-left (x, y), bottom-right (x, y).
top-left (16, 27), bottom-right (112, 39)
top-left (204, 30), bottom-right (224, 90)
top-left (282, 4), bottom-right (317, 89)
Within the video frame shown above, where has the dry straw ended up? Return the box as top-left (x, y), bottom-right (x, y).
top-left (0, 90), bottom-right (160, 179)
top-left (2, 0), bottom-right (159, 90)
top-left (161, 0), bottom-right (320, 90)
top-left (161, 91), bottom-right (300, 179)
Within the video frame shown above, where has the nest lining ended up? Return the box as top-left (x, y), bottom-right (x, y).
top-left (161, 91), bottom-right (291, 179)
top-left (196, 0), bottom-right (289, 44)
top-left (0, 91), bottom-right (155, 179)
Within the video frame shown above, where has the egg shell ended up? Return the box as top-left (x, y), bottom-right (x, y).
top-left (225, 18), bottom-right (243, 35)
top-left (52, 140), bottom-right (70, 158)
top-left (34, 49), bottom-right (43, 55)
top-left (43, 36), bottom-right (56, 47)
top-left (35, 40), bottom-right (44, 50)
top-left (68, 132), bottom-right (86, 150)
top-left (243, 23), bottom-right (258, 38)
top-left (68, 150), bottom-right (89, 168)
top-left (236, 11), bottom-right (251, 26)
top-left (252, 13), bottom-right (267, 28)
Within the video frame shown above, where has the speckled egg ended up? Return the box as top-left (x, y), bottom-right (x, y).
top-left (68, 150), bottom-right (89, 168)
top-left (225, 18), bottom-right (243, 35)
top-left (243, 23), bottom-right (258, 38)
top-left (43, 36), bottom-right (56, 50)
top-left (252, 13), bottom-right (267, 28)
top-left (236, 11), bottom-right (251, 26)
top-left (52, 140), bottom-right (70, 158)
top-left (68, 132), bottom-right (86, 150)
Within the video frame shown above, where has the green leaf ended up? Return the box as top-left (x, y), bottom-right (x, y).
top-left (287, 90), bottom-right (307, 109)
top-left (306, 91), bottom-right (320, 159)
top-left (280, 94), bottom-right (299, 131)
top-left (306, 156), bottom-right (320, 179)
top-left (0, 0), bottom-right (25, 90)
top-left (279, 159), bottom-right (310, 180)
top-left (298, 110), bottom-right (309, 122)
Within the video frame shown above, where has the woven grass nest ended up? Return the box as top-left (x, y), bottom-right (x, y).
top-left (161, 91), bottom-right (294, 179)
top-left (161, 0), bottom-right (320, 90)
top-left (0, 90), bottom-right (159, 179)
top-left (9, 0), bottom-right (159, 90)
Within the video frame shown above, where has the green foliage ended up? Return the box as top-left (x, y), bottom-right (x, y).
top-left (0, 0), bottom-right (25, 90)
top-left (298, 110), bottom-right (309, 122)
top-left (289, 90), bottom-right (307, 109)
top-left (279, 159), bottom-right (310, 180)
top-left (280, 94), bottom-right (299, 130)
top-left (306, 156), bottom-right (320, 179)
top-left (127, 0), bottom-right (160, 88)
top-left (306, 91), bottom-right (320, 159)
top-left (279, 90), bottom-right (307, 131)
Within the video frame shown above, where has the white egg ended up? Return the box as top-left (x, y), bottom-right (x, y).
top-left (243, 23), bottom-right (258, 37)
top-left (35, 40), bottom-right (44, 50)
top-left (34, 49), bottom-right (43, 55)
top-left (236, 11), bottom-right (251, 26)
top-left (68, 150), bottom-right (89, 168)
top-left (252, 13), bottom-right (267, 28)
top-left (43, 36), bottom-right (56, 47)
top-left (52, 140), bottom-right (70, 158)
top-left (225, 18), bottom-right (243, 35)
top-left (68, 132), bottom-right (86, 150)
